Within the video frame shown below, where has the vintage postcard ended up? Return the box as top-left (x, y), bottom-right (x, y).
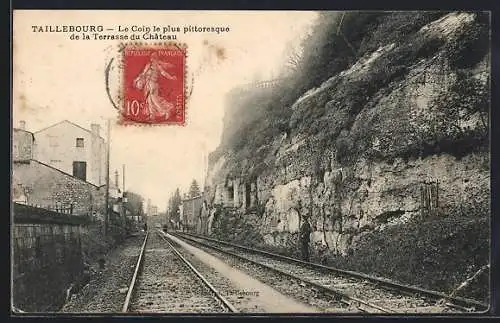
top-left (11, 10), bottom-right (491, 315)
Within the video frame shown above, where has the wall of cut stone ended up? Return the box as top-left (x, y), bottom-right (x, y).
top-left (12, 205), bottom-right (88, 312)
top-left (12, 160), bottom-right (105, 216)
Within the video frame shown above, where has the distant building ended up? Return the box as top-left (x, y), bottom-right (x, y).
top-left (150, 206), bottom-right (158, 216)
top-left (33, 120), bottom-right (106, 186)
top-left (182, 194), bottom-right (204, 232)
top-left (109, 170), bottom-right (123, 199)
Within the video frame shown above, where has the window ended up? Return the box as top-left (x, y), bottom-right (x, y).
top-left (73, 161), bottom-right (87, 181)
top-left (76, 138), bottom-right (84, 148)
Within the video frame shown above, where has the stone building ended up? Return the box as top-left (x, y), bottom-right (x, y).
top-left (182, 194), bottom-right (204, 232)
top-left (12, 121), bottom-right (106, 217)
top-left (33, 120), bottom-right (106, 186)
top-left (12, 159), bottom-right (105, 216)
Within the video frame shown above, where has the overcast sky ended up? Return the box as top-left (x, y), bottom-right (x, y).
top-left (13, 10), bottom-right (318, 211)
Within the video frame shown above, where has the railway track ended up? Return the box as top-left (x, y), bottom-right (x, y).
top-left (122, 231), bottom-right (237, 313)
top-left (165, 232), bottom-right (349, 312)
top-left (173, 232), bottom-right (488, 314)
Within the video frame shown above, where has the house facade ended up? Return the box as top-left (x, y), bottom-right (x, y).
top-left (182, 194), bottom-right (205, 232)
top-left (12, 120), bottom-right (107, 217)
top-left (33, 120), bottom-right (106, 186)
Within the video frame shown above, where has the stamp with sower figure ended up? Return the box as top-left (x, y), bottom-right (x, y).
top-left (121, 43), bottom-right (187, 125)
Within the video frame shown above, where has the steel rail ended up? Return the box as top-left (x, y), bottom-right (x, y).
top-left (178, 231), bottom-right (488, 312)
top-left (158, 231), bottom-right (238, 313)
top-left (122, 231), bottom-right (149, 313)
top-left (172, 232), bottom-right (392, 313)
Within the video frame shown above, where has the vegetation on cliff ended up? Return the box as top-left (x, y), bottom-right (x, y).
top-left (215, 11), bottom-right (490, 176)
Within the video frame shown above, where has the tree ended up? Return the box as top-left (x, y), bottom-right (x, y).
top-left (283, 40), bottom-right (305, 75)
top-left (124, 191), bottom-right (145, 217)
top-left (168, 188), bottom-right (182, 222)
top-left (188, 179), bottom-right (201, 198)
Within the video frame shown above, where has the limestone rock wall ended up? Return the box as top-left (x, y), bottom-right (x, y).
top-left (204, 12), bottom-right (490, 257)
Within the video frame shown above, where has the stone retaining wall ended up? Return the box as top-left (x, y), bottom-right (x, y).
top-left (12, 203), bottom-right (89, 312)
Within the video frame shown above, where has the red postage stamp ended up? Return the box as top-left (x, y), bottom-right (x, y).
top-left (121, 44), bottom-right (187, 125)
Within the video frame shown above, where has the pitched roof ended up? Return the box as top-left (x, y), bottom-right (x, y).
top-left (34, 120), bottom-right (104, 140)
top-left (19, 159), bottom-right (102, 188)
top-left (13, 128), bottom-right (34, 134)
top-left (182, 194), bottom-right (204, 202)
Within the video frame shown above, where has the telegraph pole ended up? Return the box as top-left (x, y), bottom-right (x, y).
top-left (122, 164), bottom-right (126, 232)
top-left (104, 119), bottom-right (111, 236)
top-left (122, 164), bottom-right (126, 193)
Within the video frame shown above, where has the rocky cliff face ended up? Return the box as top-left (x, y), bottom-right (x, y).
top-left (204, 12), bottom-right (490, 258)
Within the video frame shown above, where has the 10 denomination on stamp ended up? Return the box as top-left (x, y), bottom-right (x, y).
top-left (121, 44), bottom-right (186, 125)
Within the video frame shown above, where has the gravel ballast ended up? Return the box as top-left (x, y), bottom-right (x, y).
top-left (61, 234), bottom-right (146, 313)
top-left (128, 231), bottom-right (227, 313)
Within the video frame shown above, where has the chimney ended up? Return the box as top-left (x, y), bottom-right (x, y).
top-left (91, 123), bottom-right (100, 137)
top-left (18, 120), bottom-right (26, 130)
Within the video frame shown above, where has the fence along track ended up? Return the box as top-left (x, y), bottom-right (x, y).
top-left (175, 232), bottom-right (488, 313)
